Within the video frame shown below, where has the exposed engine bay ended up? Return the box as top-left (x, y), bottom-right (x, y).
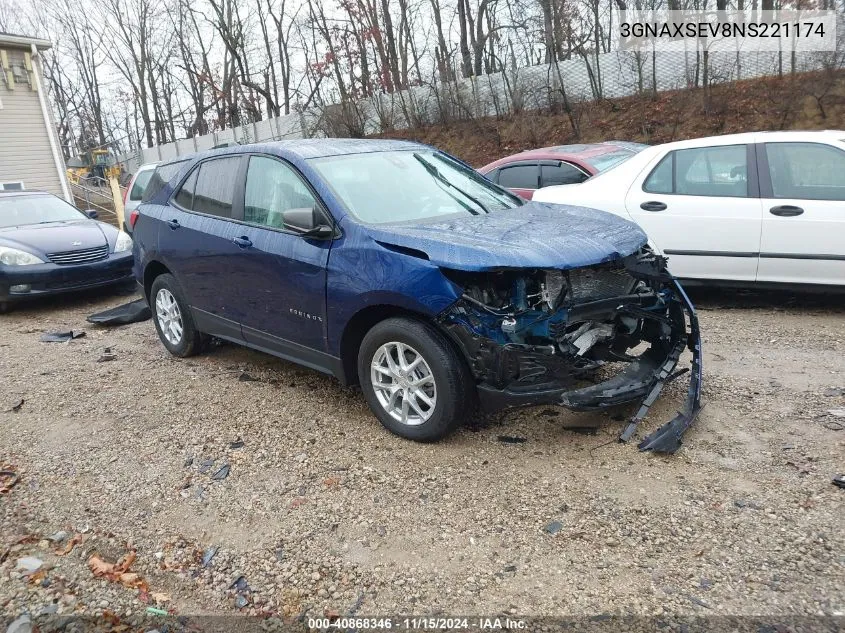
top-left (438, 248), bottom-right (702, 453)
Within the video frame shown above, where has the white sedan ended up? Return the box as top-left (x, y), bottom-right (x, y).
top-left (532, 131), bottom-right (845, 287)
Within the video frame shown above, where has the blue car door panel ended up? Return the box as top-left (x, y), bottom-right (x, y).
top-left (235, 155), bottom-right (332, 360)
top-left (158, 155), bottom-right (247, 340)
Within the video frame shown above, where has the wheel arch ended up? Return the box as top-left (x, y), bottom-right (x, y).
top-left (143, 260), bottom-right (171, 302)
top-left (338, 304), bottom-right (472, 387)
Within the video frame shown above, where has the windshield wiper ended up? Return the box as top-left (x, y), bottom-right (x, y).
top-left (413, 153), bottom-right (489, 215)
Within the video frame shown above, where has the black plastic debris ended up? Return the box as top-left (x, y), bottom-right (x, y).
top-left (230, 575), bottom-right (249, 592)
top-left (497, 435), bottom-right (527, 444)
top-left (40, 330), bottom-right (85, 343)
top-left (563, 426), bottom-right (599, 436)
top-left (686, 593), bottom-right (711, 609)
top-left (734, 499), bottom-right (762, 510)
top-left (201, 546), bottom-right (218, 567)
top-left (229, 574), bottom-right (251, 609)
top-left (198, 459), bottom-right (214, 474)
top-left (86, 299), bottom-right (151, 326)
top-left (539, 409), bottom-right (559, 417)
top-left (229, 439), bottom-right (244, 449)
top-left (212, 464), bottom-right (230, 481)
top-left (833, 475), bottom-right (845, 490)
top-left (544, 520), bottom-right (563, 535)
top-left (234, 594), bottom-right (249, 609)
top-left (238, 372), bottom-right (259, 382)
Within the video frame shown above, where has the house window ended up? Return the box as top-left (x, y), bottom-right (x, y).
top-left (0, 182), bottom-right (24, 191)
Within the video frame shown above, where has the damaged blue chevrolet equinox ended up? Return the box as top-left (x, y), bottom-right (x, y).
top-left (133, 139), bottom-right (702, 452)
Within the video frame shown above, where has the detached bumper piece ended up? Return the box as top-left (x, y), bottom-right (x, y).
top-left (439, 248), bottom-right (703, 454)
top-left (622, 280), bottom-right (702, 453)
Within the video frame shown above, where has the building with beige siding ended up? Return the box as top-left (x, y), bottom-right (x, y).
top-left (0, 32), bottom-right (71, 202)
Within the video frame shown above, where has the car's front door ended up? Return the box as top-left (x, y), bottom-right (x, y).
top-left (756, 141), bottom-right (845, 285)
top-left (625, 143), bottom-right (763, 282)
top-left (232, 154), bottom-right (332, 361)
top-left (161, 155), bottom-right (246, 340)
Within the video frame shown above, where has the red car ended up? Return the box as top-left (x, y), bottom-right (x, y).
top-left (479, 141), bottom-right (648, 200)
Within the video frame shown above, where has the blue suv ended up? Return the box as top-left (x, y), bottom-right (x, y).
top-left (133, 139), bottom-right (701, 452)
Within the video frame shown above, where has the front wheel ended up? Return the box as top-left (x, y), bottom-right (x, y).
top-left (358, 317), bottom-right (474, 442)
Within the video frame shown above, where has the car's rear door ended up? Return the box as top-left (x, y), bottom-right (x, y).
top-left (624, 143), bottom-right (763, 282)
top-left (160, 155), bottom-right (247, 340)
top-left (756, 140), bottom-right (845, 285)
top-left (539, 160), bottom-right (590, 188)
top-left (232, 154), bottom-right (332, 363)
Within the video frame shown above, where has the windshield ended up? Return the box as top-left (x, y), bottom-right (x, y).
top-left (0, 195), bottom-right (85, 229)
top-left (310, 150), bottom-right (522, 224)
top-left (583, 148), bottom-right (644, 173)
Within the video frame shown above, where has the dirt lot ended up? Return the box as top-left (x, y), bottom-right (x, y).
top-left (1, 285), bottom-right (844, 624)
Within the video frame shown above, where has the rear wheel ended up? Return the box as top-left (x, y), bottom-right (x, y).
top-left (0, 302), bottom-right (10, 314)
top-left (150, 274), bottom-right (204, 357)
top-left (358, 317), bottom-right (473, 441)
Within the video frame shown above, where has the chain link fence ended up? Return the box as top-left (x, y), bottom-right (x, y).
top-left (119, 38), bottom-right (845, 173)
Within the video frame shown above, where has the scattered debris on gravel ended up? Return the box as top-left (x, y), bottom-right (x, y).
top-left (1, 288), bottom-right (844, 620)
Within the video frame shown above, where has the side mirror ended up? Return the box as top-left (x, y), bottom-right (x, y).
top-left (302, 225), bottom-right (335, 239)
top-left (282, 206), bottom-right (334, 239)
top-left (85, 209), bottom-right (99, 219)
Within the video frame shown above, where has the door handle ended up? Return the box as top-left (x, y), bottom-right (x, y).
top-left (233, 236), bottom-right (252, 248)
top-left (640, 201), bottom-right (667, 212)
top-left (167, 219), bottom-right (180, 230)
top-left (769, 205), bottom-right (804, 217)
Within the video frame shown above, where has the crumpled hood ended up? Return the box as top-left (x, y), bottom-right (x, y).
top-left (362, 202), bottom-right (647, 271)
top-left (0, 220), bottom-right (111, 256)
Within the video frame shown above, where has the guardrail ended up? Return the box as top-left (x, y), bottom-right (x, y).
top-left (70, 181), bottom-right (120, 227)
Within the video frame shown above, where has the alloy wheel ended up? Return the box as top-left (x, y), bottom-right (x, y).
top-left (155, 288), bottom-right (184, 345)
top-left (370, 342), bottom-right (437, 425)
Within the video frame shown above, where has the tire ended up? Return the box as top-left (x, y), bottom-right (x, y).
top-left (358, 317), bottom-right (474, 442)
top-left (0, 302), bottom-right (10, 314)
top-left (150, 273), bottom-right (204, 357)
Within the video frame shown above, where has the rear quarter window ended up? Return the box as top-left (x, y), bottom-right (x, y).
top-left (141, 160), bottom-right (189, 203)
top-left (129, 169), bottom-right (155, 201)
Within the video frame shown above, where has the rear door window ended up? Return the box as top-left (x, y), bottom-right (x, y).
top-left (643, 145), bottom-right (748, 197)
top-left (191, 157), bottom-right (241, 218)
top-left (541, 163), bottom-right (588, 187)
top-left (498, 164), bottom-right (539, 189)
top-left (675, 145), bottom-right (748, 197)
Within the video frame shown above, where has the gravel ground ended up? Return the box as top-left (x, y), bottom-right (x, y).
top-left (1, 286), bottom-right (844, 624)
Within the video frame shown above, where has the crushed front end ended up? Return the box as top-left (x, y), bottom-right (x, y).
top-left (438, 248), bottom-right (702, 453)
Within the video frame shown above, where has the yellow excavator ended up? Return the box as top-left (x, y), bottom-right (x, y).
top-left (66, 149), bottom-right (122, 185)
